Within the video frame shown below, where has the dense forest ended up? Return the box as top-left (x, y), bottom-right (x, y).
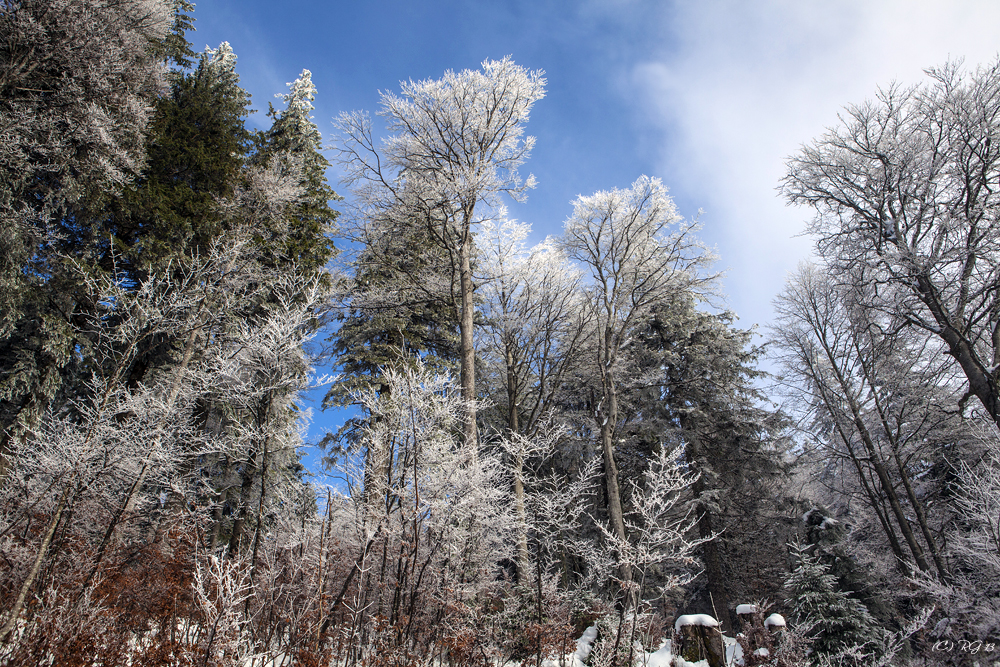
top-left (1, 1), bottom-right (999, 666)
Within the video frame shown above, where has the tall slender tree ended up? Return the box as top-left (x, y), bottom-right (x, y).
top-left (335, 57), bottom-right (546, 448)
top-left (560, 175), bottom-right (715, 604)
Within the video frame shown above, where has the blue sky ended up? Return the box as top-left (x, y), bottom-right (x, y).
top-left (187, 0), bottom-right (1000, 476)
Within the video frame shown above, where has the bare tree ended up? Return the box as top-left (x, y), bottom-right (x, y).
top-left (335, 57), bottom-right (546, 448)
top-left (782, 59), bottom-right (1000, 428)
top-left (772, 263), bottom-right (964, 581)
top-left (560, 175), bottom-right (715, 602)
top-left (478, 217), bottom-right (586, 580)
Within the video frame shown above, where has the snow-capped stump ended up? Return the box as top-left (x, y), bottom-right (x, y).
top-left (736, 603), bottom-right (759, 627)
top-left (764, 613), bottom-right (786, 633)
top-left (673, 614), bottom-right (726, 667)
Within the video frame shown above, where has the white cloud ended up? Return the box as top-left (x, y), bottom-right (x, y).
top-left (630, 0), bottom-right (1000, 328)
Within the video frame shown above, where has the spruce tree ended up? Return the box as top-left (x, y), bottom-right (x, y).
top-left (323, 209), bottom-right (460, 453)
top-left (628, 295), bottom-right (792, 627)
top-left (784, 543), bottom-right (884, 664)
top-left (110, 42), bottom-right (252, 280)
top-left (252, 69), bottom-right (339, 277)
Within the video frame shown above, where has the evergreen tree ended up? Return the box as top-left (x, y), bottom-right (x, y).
top-left (627, 295), bottom-right (792, 627)
top-left (110, 42), bottom-right (253, 280)
top-left (323, 208), bottom-right (460, 455)
top-left (0, 0), bottom-right (184, 478)
top-left (784, 543), bottom-right (884, 664)
top-left (252, 69), bottom-right (339, 277)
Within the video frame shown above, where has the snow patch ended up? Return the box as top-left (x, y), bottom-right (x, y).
top-left (574, 624), bottom-right (598, 665)
top-left (643, 637), bottom-right (673, 667)
top-left (670, 658), bottom-right (709, 667)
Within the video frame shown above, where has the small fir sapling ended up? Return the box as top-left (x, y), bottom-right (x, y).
top-left (783, 542), bottom-right (886, 665)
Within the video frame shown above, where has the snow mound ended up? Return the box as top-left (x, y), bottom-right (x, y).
top-left (574, 624), bottom-right (597, 665)
top-left (671, 659), bottom-right (709, 667)
top-left (764, 613), bottom-right (786, 628)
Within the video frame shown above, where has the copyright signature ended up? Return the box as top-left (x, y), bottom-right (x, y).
top-left (933, 640), bottom-right (997, 654)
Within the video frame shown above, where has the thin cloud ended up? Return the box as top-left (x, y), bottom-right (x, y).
top-left (628, 0), bottom-right (1000, 327)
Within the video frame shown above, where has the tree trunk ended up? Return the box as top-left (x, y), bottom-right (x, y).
top-left (0, 476), bottom-right (74, 645)
top-left (458, 221), bottom-right (477, 449)
top-left (819, 339), bottom-right (933, 573)
top-left (843, 398), bottom-right (931, 573)
top-left (691, 475), bottom-right (731, 633)
top-left (599, 374), bottom-right (632, 605)
top-left (227, 445), bottom-right (261, 558)
top-left (675, 619), bottom-right (726, 667)
top-left (915, 273), bottom-right (1000, 428)
top-left (893, 449), bottom-right (949, 581)
top-left (507, 343), bottom-right (531, 582)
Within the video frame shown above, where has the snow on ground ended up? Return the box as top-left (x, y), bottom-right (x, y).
top-left (640, 637), bottom-right (673, 667)
top-left (546, 622), bottom-right (744, 667)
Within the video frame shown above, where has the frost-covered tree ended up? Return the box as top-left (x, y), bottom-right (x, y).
top-left (772, 263), bottom-right (963, 581)
top-left (335, 57), bottom-right (546, 447)
top-left (782, 59), bottom-right (1000, 428)
top-left (0, 0), bottom-right (179, 480)
top-left (0, 0), bottom-right (172, 330)
top-left (317, 360), bottom-right (516, 662)
top-left (560, 175), bottom-right (715, 599)
top-left (478, 218), bottom-right (585, 579)
top-left (0, 119), bottom-right (323, 649)
top-left (253, 69), bottom-right (339, 276)
top-left (592, 448), bottom-right (703, 660)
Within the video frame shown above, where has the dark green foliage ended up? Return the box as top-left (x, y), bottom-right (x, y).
top-left (784, 543), bottom-right (885, 664)
top-left (625, 296), bottom-right (792, 618)
top-left (160, 0), bottom-right (197, 68)
top-left (323, 211), bottom-right (460, 453)
top-left (252, 70), bottom-right (340, 278)
top-left (110, 43), bottom-right (252, 278)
